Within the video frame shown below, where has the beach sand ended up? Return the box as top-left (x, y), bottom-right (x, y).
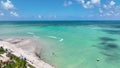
top-left (0, 37), bottom-right (54, 68)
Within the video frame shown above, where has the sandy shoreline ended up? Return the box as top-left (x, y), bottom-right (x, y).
top-left (0, 38), bottom-right (54, 68)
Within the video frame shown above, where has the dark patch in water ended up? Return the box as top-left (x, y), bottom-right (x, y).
top-left (106, 43), bottom-right (118, 49)
top-left (99, 43), bottom-right (118, 50)
top-left (99, 42), bottom-right (108, 45)
top-left (94, 36), bottom-right (120, 63)
top-left (97, 42), bottom-right (120, 63)
top-left (94, 42), bottom-right (119, 50)
top-left (109, 25), bottom-right (120, 28)
top-left (99, 37), bottom-right (117, 41)
top-left (101, 29), bottom-right (120, 34)
top-left (97, 25), bottom-right (120, 29)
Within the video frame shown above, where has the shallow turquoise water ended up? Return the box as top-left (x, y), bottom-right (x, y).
top-left (0, 21), bottom-right (120, 68)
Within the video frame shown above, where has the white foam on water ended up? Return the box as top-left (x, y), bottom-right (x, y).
top-left (48, 36), bottom-right (57, 39)
top-left (48, 36), bottom-right (64, 42)
top-left (59, 38), bottom-right (64, 42)
top-left (27, 32), bottom-right (40, 39)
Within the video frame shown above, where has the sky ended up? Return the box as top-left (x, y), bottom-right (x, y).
top-left (0, 0), bottom-right (120, 20)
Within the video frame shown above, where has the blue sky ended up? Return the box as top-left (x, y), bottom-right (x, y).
top-left (0, 0), bottom-right (120, 20)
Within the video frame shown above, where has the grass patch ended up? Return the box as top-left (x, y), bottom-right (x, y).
top-left (0, 47), bottom-right (6, 54)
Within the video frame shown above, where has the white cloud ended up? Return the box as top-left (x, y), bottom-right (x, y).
top-left (77, 0), bottom-right (92, 8)
top-left (64, 0), bottom-right (72, 6)
top-left (98, 6), bottom-right (120, 17)
top-left (84, 1), bottom-right (93, 8)
top-left (38, 15), bottom-right (42, 19)
top-left (77, 0), bottom-right (100, 8)
top-left (99, 8), bottom-right (103, 13)
top-left (10, 11), bottom-right (19, 17)
top-left (91, 0), bottom-right (100, 4)
top-left (103, 0), bottom-right (116, 9)
top-left (110, 1), bottom-right (115, 6)
top-left (1, 0), bottom-right (15, 10)
top-left (37, 15), bottom-right (57, 19)
top-left (103, 4), bottom-right (107, 8)
top-left (0, 12), bottom-right (4, 16)
top-left (0, 0), bottom-right (19, 17)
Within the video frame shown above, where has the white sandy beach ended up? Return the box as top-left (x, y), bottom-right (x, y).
top-left (0, 38), bottom-right (54, 68)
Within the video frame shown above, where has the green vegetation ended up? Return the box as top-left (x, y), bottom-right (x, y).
top-left (0, 47), bottom-right (6, 54)
top-left (3, 62), bottom-right (16, 68)
top-left (6, 54), bottom-right (27, 68)
top-left (0, 47), bottom-right (35, 68)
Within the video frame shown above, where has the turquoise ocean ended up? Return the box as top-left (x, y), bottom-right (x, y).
top-left (0, 21), bottom-right (120, 68)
